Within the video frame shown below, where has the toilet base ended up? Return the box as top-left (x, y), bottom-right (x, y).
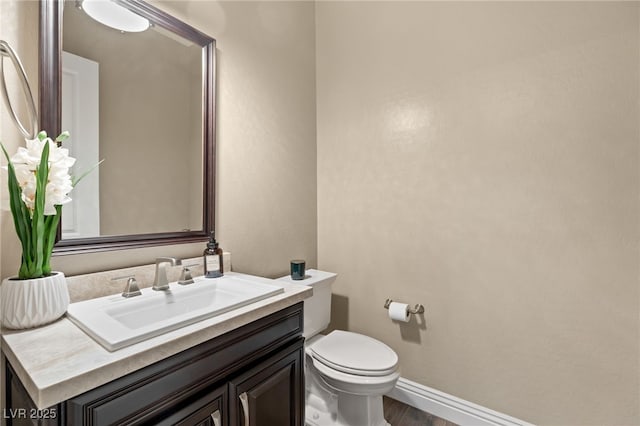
top-left (305, 367), bottom-right (390, 426)
top-left (305, 397), bottom-right (390, 426)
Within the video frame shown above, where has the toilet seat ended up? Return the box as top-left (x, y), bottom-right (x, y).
top-left (308, 330), bottom-right (398, 377)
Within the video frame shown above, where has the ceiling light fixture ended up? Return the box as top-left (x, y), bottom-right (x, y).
top-left (81, 0), bottom-right (149, 33)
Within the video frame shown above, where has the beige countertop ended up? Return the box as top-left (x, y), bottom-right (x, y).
top-left (1, 272), bottom-right (312, 409)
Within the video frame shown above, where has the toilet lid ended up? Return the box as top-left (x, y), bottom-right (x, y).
top-left (309, 330), bottom-right (398, 377)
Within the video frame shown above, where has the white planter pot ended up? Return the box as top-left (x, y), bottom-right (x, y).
top-left (1, 272), bottom-right (70, 329)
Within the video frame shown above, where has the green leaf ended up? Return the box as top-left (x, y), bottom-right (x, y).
top-left (31, 141), bottom-right (50, 278)
top-left (42, 205), bottom-right (61, 277)
top-left (0, 142), bottom-right (34, 278)
top-left (72, 159), bottom-right (104, 187)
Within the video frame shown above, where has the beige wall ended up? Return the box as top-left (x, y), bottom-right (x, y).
top-left (1, 1), bottom-right (317, 279)
top-left (316, 2), bottom-right (639, 425)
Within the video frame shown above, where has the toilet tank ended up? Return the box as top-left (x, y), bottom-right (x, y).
top-left (278, 269), bottom-right (337, 338)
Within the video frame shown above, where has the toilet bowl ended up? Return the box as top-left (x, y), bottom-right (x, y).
top-left (278, 270), bottom-right (400, 426)
top-left (305, 331), bottom-right (400, 426)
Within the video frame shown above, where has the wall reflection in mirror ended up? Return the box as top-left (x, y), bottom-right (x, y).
top-left (60, 0), bottom-right (204, 239)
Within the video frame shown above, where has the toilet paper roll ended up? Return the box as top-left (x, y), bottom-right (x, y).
top-left (388, 302), bottom-right (410, 322)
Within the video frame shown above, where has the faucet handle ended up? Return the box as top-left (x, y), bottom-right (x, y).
top-left (112, 275), bottom-right (142, 298)
top-left (178, 264), bottom-right (199, 285)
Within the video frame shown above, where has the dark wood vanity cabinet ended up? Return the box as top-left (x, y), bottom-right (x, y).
top-left (5, 303), bottom-right (304, 426)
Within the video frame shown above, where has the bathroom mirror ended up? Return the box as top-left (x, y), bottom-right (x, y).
top-left (40, 0), bottom-right (216, 253)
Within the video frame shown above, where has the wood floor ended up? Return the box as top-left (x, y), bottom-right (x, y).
top-left (383, 396), bottom-right (459, 426)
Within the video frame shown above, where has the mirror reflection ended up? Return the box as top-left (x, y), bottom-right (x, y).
top-left (60, 0), bottom-right (204, 239)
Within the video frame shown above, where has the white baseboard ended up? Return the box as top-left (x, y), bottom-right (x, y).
top-left (387, 378), bottom-right (536, 426)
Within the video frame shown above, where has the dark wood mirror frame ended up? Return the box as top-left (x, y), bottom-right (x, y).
top-left (40, 0), bottom-right (216, 254)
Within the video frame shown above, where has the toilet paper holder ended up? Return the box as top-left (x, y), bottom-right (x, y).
top-left (384, 299), bottom-right (424, 315)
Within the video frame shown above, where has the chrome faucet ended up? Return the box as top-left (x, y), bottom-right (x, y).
top-left (153, 257), bottom-right (182, 291)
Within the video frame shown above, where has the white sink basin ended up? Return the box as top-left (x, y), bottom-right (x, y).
top-left (66, 274), bottom-right (285, 351)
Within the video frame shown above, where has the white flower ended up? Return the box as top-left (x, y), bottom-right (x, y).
top-left (10, 134), bottom-right (76, 216)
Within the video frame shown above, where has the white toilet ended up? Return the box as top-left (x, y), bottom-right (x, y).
top-left (278, 269), bottom-right (400, 426)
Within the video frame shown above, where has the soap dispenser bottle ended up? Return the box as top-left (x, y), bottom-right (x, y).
top-left (204, 231), bottom-right (223, 278)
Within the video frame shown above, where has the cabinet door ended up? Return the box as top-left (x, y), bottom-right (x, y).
top-left (229, 338), bottom-right (304, 426)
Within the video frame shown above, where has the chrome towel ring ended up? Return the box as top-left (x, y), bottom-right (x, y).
top-left (0, 40), bottom-right (38, 140)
